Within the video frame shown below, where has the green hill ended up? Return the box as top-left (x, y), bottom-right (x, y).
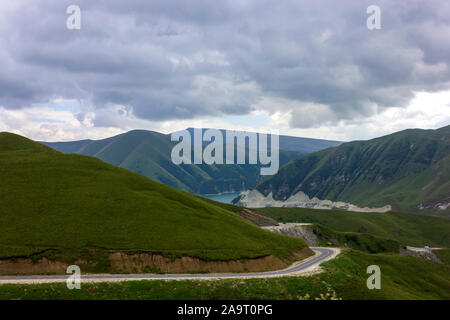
top-left (0, 132), bottom-right (307, 273)
top-left (259, 207), bottom-right (450, 248)
top-left (41, 129), bottom-right (340, 194)
top-left (255, 125), bottom-right (450, 216)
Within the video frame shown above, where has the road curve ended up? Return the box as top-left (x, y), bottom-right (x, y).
top-left (0, 247), bottom-right (338, 284)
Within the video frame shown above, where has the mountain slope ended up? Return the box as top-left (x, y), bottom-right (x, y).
top-left (42, 129), bottom-right (341, 194)
top-left (259, 207), bottom-right (450, 248)
top-left (253, 125), bottom-right (450, 216)
top-left (0, 132), bottom-right (307, 271)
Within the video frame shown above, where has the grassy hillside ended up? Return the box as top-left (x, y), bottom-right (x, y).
top-left (259, 207), bottom-right (450, 248)
top-left (434, 249), bottom-right (450, 264)
top-left (308, 224), bottom-right (401, 253)
top-left (1, 249), bottom-right (449, 300)
top-left (0, 132), bottom-right (306, 267)
top-left (42, 129), bottom-right (340, 194)
top-left (255, 125), bottom-right (450, 215)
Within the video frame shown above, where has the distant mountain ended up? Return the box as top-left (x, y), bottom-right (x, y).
top-left (0, 132), bottom-right (306, 272)
top-left (251, 125), bottom-right (450, 216)
top-left (42, 129), bottom-right (341, 194)
top-left (183, 128), bottom-right (341, 154)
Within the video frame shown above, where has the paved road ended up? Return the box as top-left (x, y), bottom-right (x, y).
top-left (0, 247), bottom-right (337, 283)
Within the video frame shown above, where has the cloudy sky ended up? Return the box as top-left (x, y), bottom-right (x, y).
top-left (0, 0), bottom-right (449, 142)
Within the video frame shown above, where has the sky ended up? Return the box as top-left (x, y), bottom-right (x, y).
top-left (0, 0), bottom-right (449, 142)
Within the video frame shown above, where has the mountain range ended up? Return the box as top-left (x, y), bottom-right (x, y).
top-left (42, 129), bottom-right (341, 194)
top-left (251, 125), bottom-right (450, 216)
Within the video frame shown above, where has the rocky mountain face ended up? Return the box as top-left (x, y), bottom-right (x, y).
top-left (252, 125), bottom-right (450, 216)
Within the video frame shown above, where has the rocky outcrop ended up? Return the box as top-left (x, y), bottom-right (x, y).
top-left (262, 223), bottom-right (319, 246)
top-left (235, 208), bottom-right (278, 226)
top-left (235, 190), bottom-right (392, 213)
top-left (399, 247), bottom-right (443, 264)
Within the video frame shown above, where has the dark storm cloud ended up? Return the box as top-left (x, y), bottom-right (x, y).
top-left (0, 0), bottom-right (449, 127)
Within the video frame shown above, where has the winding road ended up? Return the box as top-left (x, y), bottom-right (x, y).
top-left (0, 247), bottom-right (339, 284)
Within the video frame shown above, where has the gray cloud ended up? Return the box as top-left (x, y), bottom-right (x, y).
top-left (0, 0), bottom-right (449, 128)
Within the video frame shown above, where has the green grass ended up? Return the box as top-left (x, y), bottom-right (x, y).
top-left (1, 250), bottom-right (449, 300)
top-left (434, 249), bottom-right (450, 265)
top-left (255, 125), bottom-right (450, 216)
top-left (0, 132), bottom-right (305, 268)
top-left (309, 225), bottom-right (401, 253)
top-left (259, 207), bottom-right (450, 247)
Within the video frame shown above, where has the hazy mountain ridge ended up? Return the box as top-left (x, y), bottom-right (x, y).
top-left (253, 125), bottom-right (450, 216)
top-left (42, 129), bottom-right (341, 194)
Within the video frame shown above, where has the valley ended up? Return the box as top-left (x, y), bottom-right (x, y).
top-left (41, 129), bottom-right (340, 195)
top-left (2, 0), bottom-right (450, 305)
top-left (202, 192), bottom-right (241, 204)
top-left (1, 126), bottom-right (449, 300)
top-left (250, 126), bottom-right (450, 216)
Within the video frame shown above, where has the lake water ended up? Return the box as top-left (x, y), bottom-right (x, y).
top-left (202, 192), bottom-right (242, 204)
